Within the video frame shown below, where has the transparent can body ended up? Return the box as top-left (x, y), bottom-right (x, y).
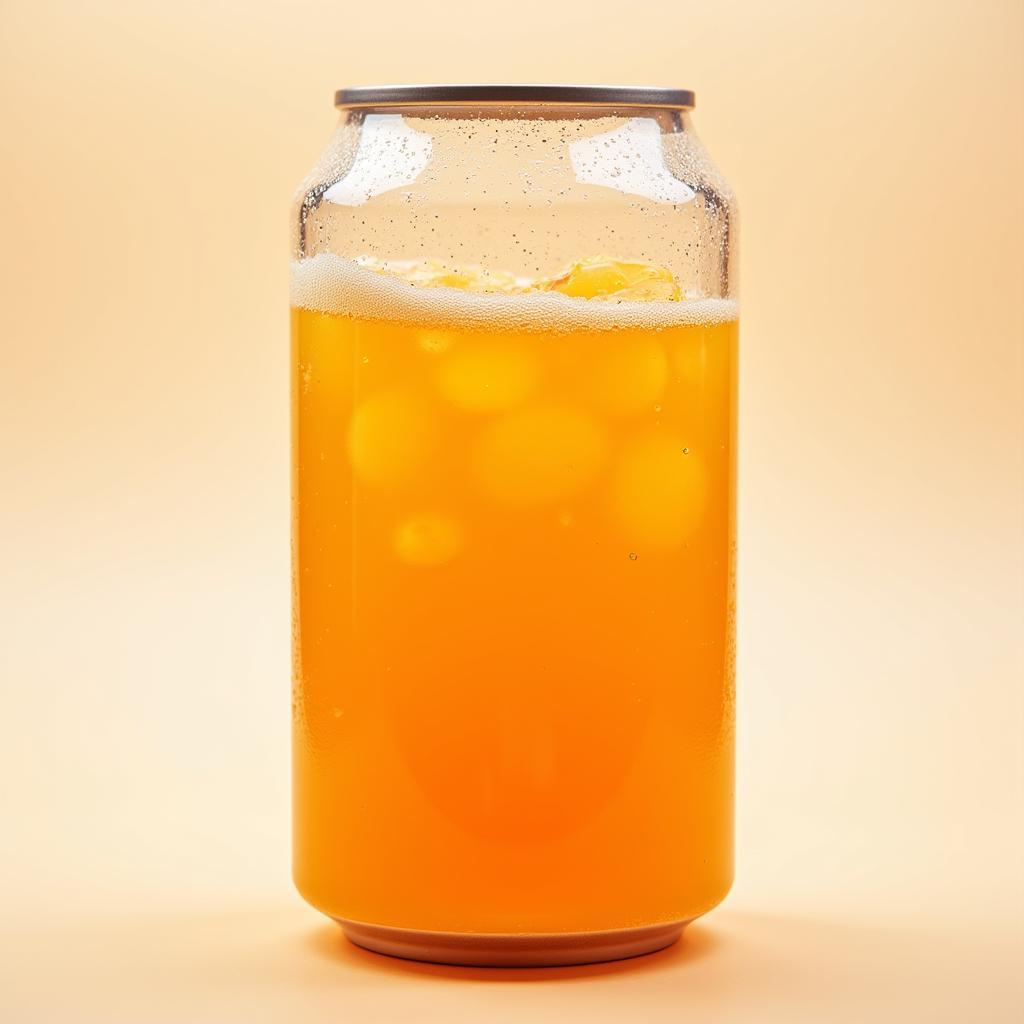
top-left (291, 86), bottom-right (737, 966)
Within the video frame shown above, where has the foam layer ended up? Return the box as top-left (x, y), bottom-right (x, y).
top-left (290, 254), bottom-right (738, 332)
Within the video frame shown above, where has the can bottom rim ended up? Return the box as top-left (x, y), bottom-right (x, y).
top-left (334, 917), bottom-right (688, 967)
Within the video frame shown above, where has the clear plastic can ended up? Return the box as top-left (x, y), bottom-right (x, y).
top-left (291, 85), bottom-right (738, 966)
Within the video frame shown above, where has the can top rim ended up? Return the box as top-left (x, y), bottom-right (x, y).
top-left (334, 85), bottom-right (696, 109)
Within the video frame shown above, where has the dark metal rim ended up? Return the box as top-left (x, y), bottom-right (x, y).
top-left (334, 84), bottom-right (695, 109)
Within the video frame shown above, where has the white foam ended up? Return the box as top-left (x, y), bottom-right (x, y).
top-left (290, 253), bottom-right (738, 332)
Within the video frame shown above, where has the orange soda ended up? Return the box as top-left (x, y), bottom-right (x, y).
top-left (292, 255), bottom-right (737, 937)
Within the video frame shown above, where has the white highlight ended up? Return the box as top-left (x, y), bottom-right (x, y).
top-left (323, 115), bottom-right (432, 207)
top-left (570, 119), bottom-right (696, 206)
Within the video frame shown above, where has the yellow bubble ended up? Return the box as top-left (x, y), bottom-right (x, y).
top-left (672, 336), bottom-right (708, 387)
top-left (438, 343), bottom-right (539, 413)
top-left (418, 329), bottom-right (453, 355)
top-left (348, 389), bottom-right (438, 487)
top-left (394, 516), bottom-right (462, 566)
top-left (584, 339), bottom-right (668, 416)
top-left (476, 406), bottom-right (608, 505)
top-left (612, 434), bottom-right (706, 546)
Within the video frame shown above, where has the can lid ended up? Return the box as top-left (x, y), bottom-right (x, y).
top-left (334, 84), bottom-right (695, 109)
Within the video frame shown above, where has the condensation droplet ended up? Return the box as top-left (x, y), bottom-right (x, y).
top-left (653, 404), bottom-right (662, 413)
top-left (682, 447), bottom-right (690, 455)
top-left (628, 551), bottom-right (638, 561)
top-left (331, 707), bottom-right (343, 718)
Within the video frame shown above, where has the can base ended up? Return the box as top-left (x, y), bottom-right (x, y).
top-left (336, 917), bottom-right (688, 967)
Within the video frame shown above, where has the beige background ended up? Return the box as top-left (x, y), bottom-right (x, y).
top-left (1, 0), bottom-right (1022, 1020)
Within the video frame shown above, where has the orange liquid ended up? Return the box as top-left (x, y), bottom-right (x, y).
top-left (292, 295), bottom-right (737, 934)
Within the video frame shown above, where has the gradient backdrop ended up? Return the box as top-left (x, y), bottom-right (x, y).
top-left (1, 0), bottom-right (1022, 1021)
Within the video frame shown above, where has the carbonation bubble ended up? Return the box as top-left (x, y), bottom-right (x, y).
top-left (348, 389), bottom-right (438, 487)
top-left (394, 516), bottom-right (462, 566)
top-left (418, 330), bottom-right (451, 354)
top-left (438, 344), bottom-right (539, 413)
top-left (290, 254), bottom-right (739, 333)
